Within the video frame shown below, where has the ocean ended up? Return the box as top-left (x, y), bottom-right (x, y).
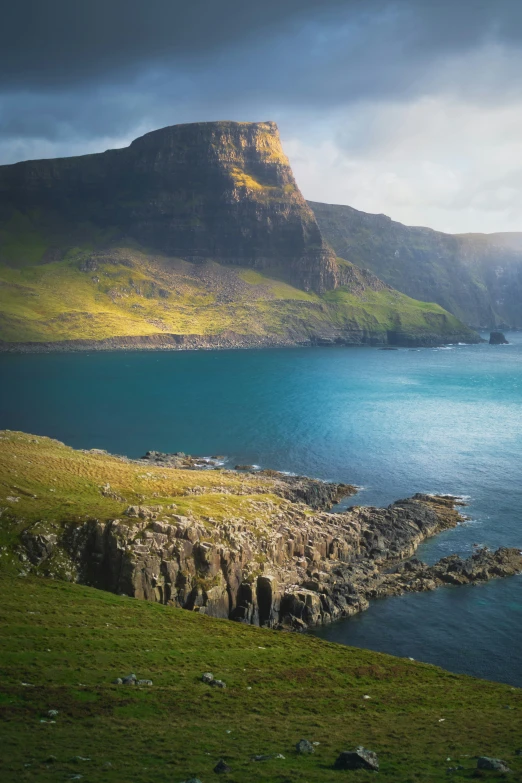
top-left (1, 334), bottom-right (521, 685)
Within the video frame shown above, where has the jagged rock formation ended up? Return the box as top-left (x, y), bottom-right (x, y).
top-left (19, 467), bottom-right (522, 629)
top-left (4, 432), bottom-right (521, 628)
top-left (310, 200), bottom-right (522, 328)
top-left (0, 121), bottom-right (338, 293)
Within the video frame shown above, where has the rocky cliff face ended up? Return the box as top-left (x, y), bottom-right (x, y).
top-left (4, 432), bottom-right (520, 629)
top-left (310, 200), bottom-right (522, 327)
top-left (17, 455), bottom-right (521, 630)
top-left (0, 121), bottom-right (339, 293)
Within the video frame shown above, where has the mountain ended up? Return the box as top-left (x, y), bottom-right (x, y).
top-left (0, 121), bottom-right (478, 348)
top-left (310, 200), bottom-right (522, 328)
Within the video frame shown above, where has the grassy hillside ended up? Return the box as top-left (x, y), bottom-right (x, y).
top-left (1, 431), bottom-right (521, 780)
top-left (0, 239), bottom-right (476, 346)
top-left (0, 430), bottom-right (296, 562)
top-left (1, 574), bottom-right (521, 783)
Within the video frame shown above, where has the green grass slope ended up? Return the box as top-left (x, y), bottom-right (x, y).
top-left (0, 431), bottom-right (521, 781)
top-left (1, 575), bottom-right (521, 783)
top-left (0, 237), bottom-right (477, 346)
top-left (0, 430), bottom-right (296, 559)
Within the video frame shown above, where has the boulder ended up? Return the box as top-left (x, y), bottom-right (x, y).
top-left (122, 674), bottom-right (137, 685)
top-left (213, 759), bottom-right (231, 774)
top-left (209, 679), bottom-right (226, 689)
top-left (477, 757), bottom-right (511, 772)
top-left (489, 331), bottom-right (509, 344)
top-left (334, 746), bottom-right (379, 771)
top-left (201, 672), bottom-right (214, 683)
top-left (296, 739), bottom-right (315, 754)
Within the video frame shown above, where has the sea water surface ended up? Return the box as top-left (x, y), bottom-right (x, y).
top-left (0, 335), bottom-right (521, 685)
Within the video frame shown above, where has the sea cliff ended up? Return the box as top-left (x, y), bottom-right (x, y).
top-left (2, 432), bottom-right (519, 630)
top-left (0, 122), bottom-right (479, 348)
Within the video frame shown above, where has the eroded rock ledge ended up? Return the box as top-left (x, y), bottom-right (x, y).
top-left (19, 446), bottom-right (522, 629)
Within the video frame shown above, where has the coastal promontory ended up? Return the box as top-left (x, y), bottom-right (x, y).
top-left (3, 431), bottom-right (519, 629)
top-left (0, 122), bottom-right (478, 349)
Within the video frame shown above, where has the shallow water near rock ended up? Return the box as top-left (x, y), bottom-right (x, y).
top-left (0, 333), bottom-right (521, 685)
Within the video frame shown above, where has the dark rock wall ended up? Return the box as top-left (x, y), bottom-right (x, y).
top-left (0, 121), bottom-right (339, 292)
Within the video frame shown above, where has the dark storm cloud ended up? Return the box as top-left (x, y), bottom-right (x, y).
top-left (2, 0), bottom-right (521, 90)
top-left (1, 0), bottom-right (353, 89)
top-left (1, 0), bottom-right (522, 157)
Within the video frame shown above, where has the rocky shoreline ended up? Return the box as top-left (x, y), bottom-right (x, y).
top-left (0, 328), bottom-right (480, 354)
top-left (19, 449), bottom-right (522, 631)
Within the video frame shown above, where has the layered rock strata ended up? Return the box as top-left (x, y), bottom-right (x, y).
top-left (19, 453), bottom-right (522, 629)
top-left (0, 121), bottom-right (339, 293)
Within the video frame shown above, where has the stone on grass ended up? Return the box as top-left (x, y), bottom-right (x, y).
top-left (213, 759), bottom-right (231, 774)
top-left (296, 739), bottom-right (315, 754)
top-left (137, 679), bottom-right (153, 686)
top-left (180, 779), bottom-right (203, 783)
top-left (112, 678), bottom-right (123, 685)
top-left (334, 746), bottom-right (379, 771)
top-left (477, 757), bottom-right (511, 773)
top-left (201, 672), bottom-right (214, 683)
top-left (122, 674), bottom-right (137, 685)
top-left (210, 679), bottom-right (226, 689)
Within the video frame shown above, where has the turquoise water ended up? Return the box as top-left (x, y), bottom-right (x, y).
top-left (1, 335), bottom-right (521, 685)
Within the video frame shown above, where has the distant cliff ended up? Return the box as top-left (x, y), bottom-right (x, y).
top-left (310, 200), bottom-right (522, 328)
top-left (0, 121), bottom-right (478, 347)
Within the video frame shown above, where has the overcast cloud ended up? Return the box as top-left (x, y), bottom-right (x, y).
top-left (2, 0), bottom-right (522, 233)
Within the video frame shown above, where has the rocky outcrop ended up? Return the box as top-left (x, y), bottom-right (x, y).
top-left (20, 477), bottom-right (522, 630)
top-left (141, 452), bottom-right (357, 508)
top-left (0, 121), bottom-right (339, 293)
top-left (334, 748), bottom-right (379, 772)
top-left (489, 331), bottom-right (509, 344)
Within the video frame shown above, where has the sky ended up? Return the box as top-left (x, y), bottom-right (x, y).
top-left (2, 0), bottom-right (522, 234)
